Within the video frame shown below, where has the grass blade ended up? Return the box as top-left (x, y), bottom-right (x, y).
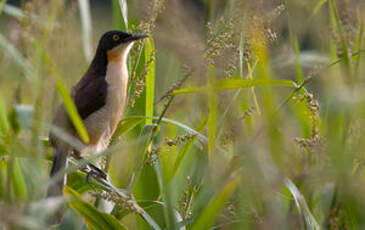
top-left (113, 118), bottom-right (144, 140)
top-left (12, 159), bottom-right (28, 200)
top-left (64, 186), bottom-right (127, 230)
top-left (172, 116), bottom-right (208, 175)
top-left (246, 60), bottom-right (261, 114)
top-left (191, 174), bottom-right (240, 230)
top-left (145, 37), bottom-right (155, 125)
top-left (329, 0), bottom-right (352, 71)
top-left (172, 79), bottom-right (295, 95)
top-left (77, 0), bottom-right (93, 62)
top-left (122, 115), bottom-right (228, 155)
top-left (112, 0), bottom-right (128, 31)
top-left (119, 0), bottom-right (128, 31)
top-left (207, 65), bottom-right (217, 161)
top-left (122, 116), bottom-right (209, 148)
top-left (55, 82), bottom-right (89, 144)
top-left (284, 178), bottom-right (320, 230)
top-left (292, 35), bottom-right (304, 85)
top-left (0, 94), bottom-right (9, 135)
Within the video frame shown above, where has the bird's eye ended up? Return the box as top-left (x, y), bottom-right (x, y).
top-left (112, 34), bottom-right (120, 41)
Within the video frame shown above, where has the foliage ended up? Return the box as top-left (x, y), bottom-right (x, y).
top-left (0, 0), bottom-right (365, 229)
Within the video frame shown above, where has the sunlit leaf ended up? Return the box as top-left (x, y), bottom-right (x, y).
top-left (112, 0), bottom-right (128, 31)
top-left (207, 65), bottom-right (217, 161)
top-left (145, 37), bottom-right (155, 125)
top-left (64, 187), bottom-right (127, 230)
top-left (0, 94), bottom-right (9, 135)
top-left (55, 82), bottom-right (89, 144)
top-left (113, 118), bottom-right (144, 140)
top-left (172, 79), bottom-right (295, 95)
top-left (67, 171), bottom-right (97, 194)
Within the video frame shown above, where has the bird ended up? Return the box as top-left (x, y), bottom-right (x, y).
top-left (46, 30), bottom-right (148, 224)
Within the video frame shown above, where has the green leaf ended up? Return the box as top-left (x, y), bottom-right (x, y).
top-left (192, 174), bottom-right (240, 230)
top-left (64, 186), bottom-right (127, 230)
top-left (173, 116), bottom-right (207, 175)
top-left (112, 118), bottom-right (144, 141)
top-left (0, 160), bottom-right (6, 198)
top-left (125, 31), bottom-right (147, 135)
top-left (55, 82), bottom-right (89, 144)
top-left (292, 35), bottom-right (304, 85)
top-left (12, 158), bottom-right (28, 200)
top-left (246, 60), bottom-right (261, 115)
top-left (172, 79), bottom-right (295, 95)
top-left (112, 0), bottom-right (128, 31)
top-left (122, 116), bottom-right (209, 148)
top-left (0, 94), bottom-right (9, 135)
top-left (207, 65), bottom-right (217, 161)
top-left (145, 37), bottom-right (155, 125)
top-left (215, 79), bottom-right (295, 89)
top-left (154, 161), bottom-right (177, 229)
top-left (311, 0), bottom-right (328, 18)
top-left (67, 171), bottom-right (98, 194)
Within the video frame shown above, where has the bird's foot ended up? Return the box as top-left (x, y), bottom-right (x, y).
top-left (87, 163), bottom-right (108, 180)
top-left (71, 155), bottom-right (109, 184)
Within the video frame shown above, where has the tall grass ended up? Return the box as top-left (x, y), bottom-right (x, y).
top-left (0, 0), bottom-right (365, 229)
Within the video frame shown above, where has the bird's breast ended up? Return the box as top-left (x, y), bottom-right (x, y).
top-left (81, 61), bottom-right (129, 155)
top-left (105, 60), bottom-right (129, 130)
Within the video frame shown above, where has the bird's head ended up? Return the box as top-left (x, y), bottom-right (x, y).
top-left (96, 30), bottom-right (148, 62)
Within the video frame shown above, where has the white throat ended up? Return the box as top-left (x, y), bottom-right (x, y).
top-left (122, 42), bottom-right (134, 64)
top-left (104, 41), bottom-right (135, 122)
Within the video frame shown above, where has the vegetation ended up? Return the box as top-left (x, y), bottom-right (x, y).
top-left (0, 0), bottom-right (365, 229)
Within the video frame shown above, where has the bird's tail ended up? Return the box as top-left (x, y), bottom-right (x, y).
top-left (46, 148), bottom-right (68, 225)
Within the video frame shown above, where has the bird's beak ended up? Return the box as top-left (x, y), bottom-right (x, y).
top-left (125, 34), bottom-right (148, 42)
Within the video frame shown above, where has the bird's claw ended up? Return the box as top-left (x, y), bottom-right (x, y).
top-left (84, 163), bottom-right (108, 186)
top-left (88, 163), bottom-right (108, 180)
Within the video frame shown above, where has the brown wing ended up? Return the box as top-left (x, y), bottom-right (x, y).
top-left (72, 75), bottom-right (108, 120)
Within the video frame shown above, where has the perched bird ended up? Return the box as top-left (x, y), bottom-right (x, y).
top-left (47, 30), bottom-right (147, 223)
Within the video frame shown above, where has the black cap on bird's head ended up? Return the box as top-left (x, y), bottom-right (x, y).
top-left (97, 30), bottom-right (148, 53)
top-left (90, 30), bottom-right (147, 74)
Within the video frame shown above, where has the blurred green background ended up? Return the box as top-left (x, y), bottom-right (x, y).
top-left (0, 0), bottom-right (365, 229)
